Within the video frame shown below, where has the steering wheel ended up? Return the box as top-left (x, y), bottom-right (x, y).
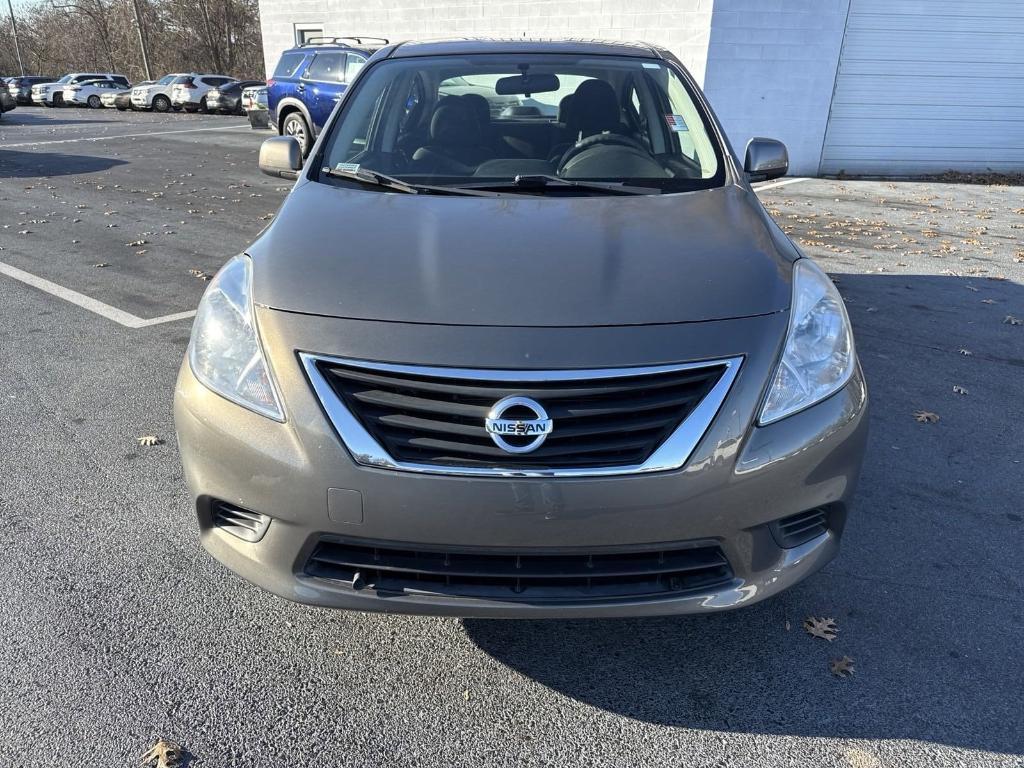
top-left (556, 133), bottom-right (652, 172)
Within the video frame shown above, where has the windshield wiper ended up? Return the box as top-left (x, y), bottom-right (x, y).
top-left (320, 167), bottom-right (497, 196)
top-left (460, 174), bottom-right (653, 195)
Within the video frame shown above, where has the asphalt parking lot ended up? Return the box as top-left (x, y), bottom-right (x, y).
top-left (0, 108), bottom-right (1022, 768)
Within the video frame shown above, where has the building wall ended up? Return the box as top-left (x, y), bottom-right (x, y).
top-left (703, 0), bottom-right (850, 176)
top-left (256, 0), bottom-right (844, 174)
top-left (258, 0), bottom-right (716, 84)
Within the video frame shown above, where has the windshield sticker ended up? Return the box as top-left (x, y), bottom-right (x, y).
top-left (642, 62), bottom-right (661, 69)
top-left (665, 115), bottom-right (689, 132)
top-left (334, 162), bottom-right (360, 173)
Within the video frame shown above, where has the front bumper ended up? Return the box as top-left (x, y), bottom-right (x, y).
top-left (174, 310), bottom-right (869, 618)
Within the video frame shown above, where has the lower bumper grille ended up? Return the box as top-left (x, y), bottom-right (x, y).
top-left (305, 539), bottom-right (733, 602)
top-left (770, 507), bottom-right (830, 548)
top-left (211, 500), bottom-right (271, 542)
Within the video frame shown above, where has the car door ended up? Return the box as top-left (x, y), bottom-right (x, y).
top-left (301, 52), bottom-right (346, 130)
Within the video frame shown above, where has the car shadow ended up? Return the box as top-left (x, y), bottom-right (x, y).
top-left (0, 148), bottom-right (127, 177)
top-left (464, 272), bottom-right (1024, 757)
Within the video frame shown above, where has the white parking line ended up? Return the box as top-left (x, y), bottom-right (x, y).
top-left (0, 124), bottom-right (251, 149)
top-left (0, 261), bottom-right (196, 328)
top-left (754, 177), bottom-right (810, 192)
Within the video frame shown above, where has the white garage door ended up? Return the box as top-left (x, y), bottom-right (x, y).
top-left (821, 0), bottom-right (1024, 175)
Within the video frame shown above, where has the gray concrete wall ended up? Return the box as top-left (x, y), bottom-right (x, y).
top-left (258, 0), bottom-right (715, 84)
top-left (703, 0), bottom-right (850, 175)
top-left (256, 0), bottom-right (846, 173)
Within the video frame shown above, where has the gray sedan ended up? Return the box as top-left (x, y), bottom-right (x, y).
top-left (174, 38), bottom-right (868, 618)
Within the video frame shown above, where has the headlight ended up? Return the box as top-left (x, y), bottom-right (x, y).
top-left (188, 255), bottom-right (284, 421)
top-left (759, 259), bottom-right (855, 425)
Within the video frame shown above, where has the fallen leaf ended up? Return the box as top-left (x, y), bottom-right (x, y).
top-left (981, 298), bottom-right (996, 304)
top-left (952, 385), bottom-right (968, 395)
top-left (126, 239), bottom-right (148, 247)
top-left (93, 262), bottom-right (109, 268)
top-left (959, 348), bottom-right (972, 356)
top-left (830, 656), bottom-right (855, 678)
top-left (141, 739), bottom-right (182, 768)
top-left (137, 435), bottom-right (163, 446)
top-left (914, 410), bottom-right (940, 424)
top-left (1005, 315), bottom-right (1022, 326)
top-left (803, 616), bottom-right (838, 641)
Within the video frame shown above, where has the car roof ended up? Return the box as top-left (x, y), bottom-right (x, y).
top-left (284, 37), bottom-right (384, 56)
top-left (386, 37), bottom-right (665, 59)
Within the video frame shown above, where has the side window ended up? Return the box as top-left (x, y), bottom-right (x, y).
top-left (305, 52), bottom-right (345, 82)
top-left (399, 73), bottom-right (425, 134)
top-left (112, 76), bottom-right (129, 86)
top-left (273, 53), bottom-right (306, 79)
top-left (344, 54), bottom-right (367, 83)
top-left (623, 80), bottom-right (649, 147)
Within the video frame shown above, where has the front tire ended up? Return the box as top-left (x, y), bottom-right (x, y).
top-left (116, 105), bottom-right (128, 111)
top-left (52, 93), bottom-right (63, 107)
top-left (282, 111), bottom-right (312, 156)
top-left (152, 94), bottom-right (170, 113)
top-left (197, 96), bottom-right (208, 114)
top-left (87, 95), bottom-right (101, 109)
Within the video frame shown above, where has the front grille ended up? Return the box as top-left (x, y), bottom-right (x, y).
top-left (305, 539), bottom-right (733, 602)
top-left (315, 360), bottom-right (727, 470)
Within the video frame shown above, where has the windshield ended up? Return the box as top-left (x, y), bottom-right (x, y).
top-left (56, 75), bottom-right (72, 84)
top-left (319, 54), bottom-right (724, 194)
top-left (158, 75), bottom-right (176, 85)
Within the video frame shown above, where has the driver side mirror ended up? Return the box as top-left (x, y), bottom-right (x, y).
top-left (259, 136), bottom-right (303, 180)
top-left (744, 138), bottom-right (788, 182)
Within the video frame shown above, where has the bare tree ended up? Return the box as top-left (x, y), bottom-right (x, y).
top-left (1, 0), bottom-right (263, 79)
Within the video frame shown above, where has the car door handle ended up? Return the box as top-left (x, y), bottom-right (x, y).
top-left (296, 84), bottom-right (305, 93)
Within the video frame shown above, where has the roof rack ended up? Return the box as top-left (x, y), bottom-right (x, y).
top-left (299, 36), bottom-right (389, 47)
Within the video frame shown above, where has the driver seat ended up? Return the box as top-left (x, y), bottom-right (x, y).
top-left (549, 79), bottom-right (628, 162)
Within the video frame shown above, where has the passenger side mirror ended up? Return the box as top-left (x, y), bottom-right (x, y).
top-left (744, 138), bottom-right (788, 182)
top-left (259, 136), bottom-right (303, 180)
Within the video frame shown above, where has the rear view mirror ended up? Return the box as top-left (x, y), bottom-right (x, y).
top-left (259, 136), bottom-right (303, 180)
top-left (744, 137), bottom-right (788, 182)
top-left (495, 73), bottom-right (560, 96)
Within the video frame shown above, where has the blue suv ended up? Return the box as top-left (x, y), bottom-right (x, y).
top-left (267, 36), bottom-right (387, 155)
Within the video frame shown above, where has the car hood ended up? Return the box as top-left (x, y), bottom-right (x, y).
top-left (248, 181), bottom-right (796, 327)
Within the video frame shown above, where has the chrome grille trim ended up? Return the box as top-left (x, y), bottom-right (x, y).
top-left (300, 353), bottom-right (743, 478)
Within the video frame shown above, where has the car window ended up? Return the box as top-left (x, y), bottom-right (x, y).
top-left (274, 52), bottom-right (306, 79)
top-left (158, 74), bottom-right (177, 85)
top-left (305, 52), bottom-right (345, 82)
top-left (112, 76), bottom-right (129, 86)
top-left (345, 54), bottom-right (367, 82)
top-left (321, 54), bottom-right (724, 192)
top-left (173, 76), bottom-right (194, 86)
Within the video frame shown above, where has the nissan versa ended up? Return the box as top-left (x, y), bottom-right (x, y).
top-left (174, 39), bottom-right (868, 618)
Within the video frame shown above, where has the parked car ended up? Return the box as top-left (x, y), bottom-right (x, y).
top-left (243, 84), bottom-right (269, 128)
top-left (241, 84), bottom-right (267, 113)
top-left (7, 76), bottom-right (55, 105)
top-left (131, 72), bottom-right (193, 112)
top-left (0, 88), bottom-right (14, 113)
top-left (267, 36), bottom-right (386, 155)
top-left (33, 73), bottom-right (129, 106)
top-left (175, 39), bottom-right (868, 618)
top-left (205, 79), bottom-right (264, 114)
top-left (102, 81), bottom-right (149, 110)
top-left (170, 74), bottom-right (237, 113)
top-left (63, 78), bottom-right (132, 108)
